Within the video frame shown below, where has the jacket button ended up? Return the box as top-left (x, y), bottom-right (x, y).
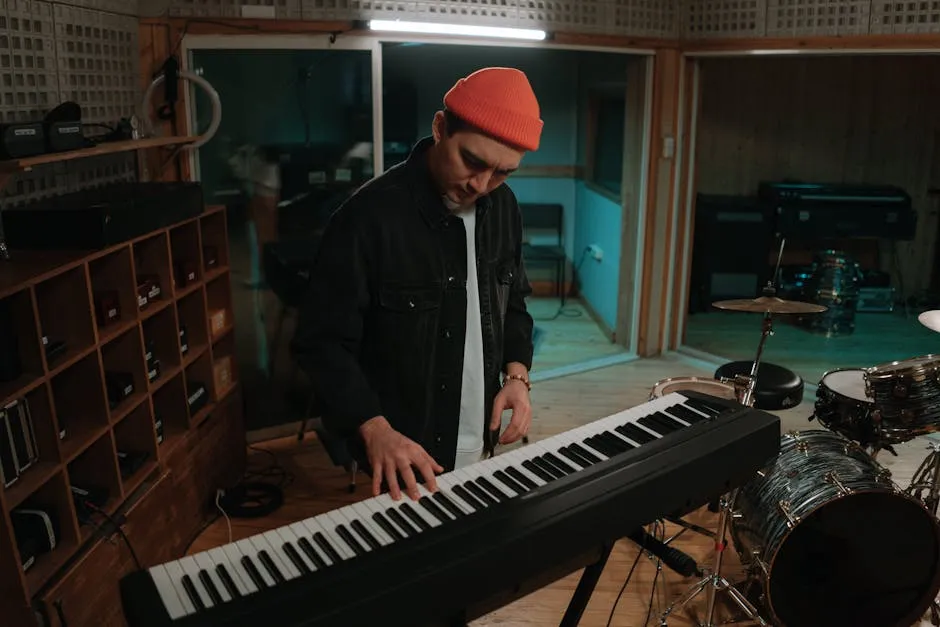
top-left (408, 299), bottom-right (415, 308)
top-left (444, 329), bottom-right (451, 339)
top-left (440, 383), bottom-right (447, 391)
top-left (447, 275), bottom-right (456, 284)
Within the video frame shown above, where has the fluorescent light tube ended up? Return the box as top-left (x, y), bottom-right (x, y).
top-left (368, 19), bottom-right (547, 41)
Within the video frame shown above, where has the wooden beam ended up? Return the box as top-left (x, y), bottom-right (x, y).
top-left (636, 48), bottom-right (682, 357)
top-left (682, 33), bottom-right (940, 54)
top-left (139, 17), bottom-right (355, 36)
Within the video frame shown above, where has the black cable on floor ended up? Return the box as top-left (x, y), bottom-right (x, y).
top-left (606, 530), bottom-right (647, 627)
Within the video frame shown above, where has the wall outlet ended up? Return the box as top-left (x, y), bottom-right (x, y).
top-left (588, 244), bottom-right (604, 262)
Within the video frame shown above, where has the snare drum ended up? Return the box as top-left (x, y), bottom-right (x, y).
top-left (813, 368), bottom-right (881, 447)
top-left (648, 376), bottom-right (739, 403)
top-left (865, 354), bottom-right (940, 443)
top-left (730, 430), bottom-right (940, 627)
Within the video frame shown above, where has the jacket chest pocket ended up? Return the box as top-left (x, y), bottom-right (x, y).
top-left (495, 262), bottom-right (514, 316)
top-left (378, 284), bottom-right (442, 352)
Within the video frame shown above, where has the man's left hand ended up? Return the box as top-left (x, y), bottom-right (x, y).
top-left (490, 378), bottom-right (532, 445)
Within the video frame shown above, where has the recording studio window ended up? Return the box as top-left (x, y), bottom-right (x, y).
top-left (587, 93), bottom-right (626, 197)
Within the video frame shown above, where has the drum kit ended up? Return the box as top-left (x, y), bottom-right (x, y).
top-left (647, 263), bottom-right (940, 627)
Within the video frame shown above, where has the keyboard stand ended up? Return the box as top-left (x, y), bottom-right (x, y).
top-left (559, 540), bottom-right (615, 627)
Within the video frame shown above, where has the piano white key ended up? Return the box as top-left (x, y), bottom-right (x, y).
top-left (163, 561), bottom-right (197, 615)
top-left (178, 556), bottom-right (214, 608)
top-left (255, 532), bottom-right (300, 580)
top-left (235, 539), bottom-right (276, 587)
top-left (333, 507), bottom-right (375, 551)
top-left (208, 546), bottom-right (252, 597)
top-left (394, 494), bottom-right (441, 528)
top-left (300, 515), bottom-right (355, 561)
top-left (430, 478), bottom-right (474, 515)
top-left (274, 526), bottom-right (318, 572)
top-left (148, 564), bottom-right (190, 619)
top-left (371, 494), bottom-right (422, 535)
top-left (221, 543), bottom-right (259, 594)
top-left (351, 502), bottom-right (395, 545)
top-left (323, 510), bottom-right (366, 553)
top-left (193, 552), bottom-right (233, 603)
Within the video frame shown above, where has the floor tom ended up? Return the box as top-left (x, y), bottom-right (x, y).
top-left (865, 354), bottom-right (940, 443)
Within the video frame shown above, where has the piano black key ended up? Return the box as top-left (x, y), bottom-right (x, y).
top-left (282, 542), bottom-right (311, 574)
top-left (313, 532), bottom-right (344, 564)
top-left (298, 537), bottom-right (329, 569)
top-left (681, 397), bottom-right (721, 417)
top-left (336, 524), bottom-right (368, 556)
top-left (476, 476), bottom-right (510, 501)
top-left (181, 574), bottom-right (206, 611)
top-left (400, 502), bottom-right (434, 531)
top-left (584, 435), bottom-right (617, 458)
top-left (372, 511), bottom-right (406, 541)
top-left (432, 491), bottom-right (467, 518)
top-left (494, 468), bottom-right (530, 493)
top-left (386, 507), bottom-right (420, 536)
top-left (646, 412), bottom-right (682, 433)
top-left (464, 480), bottom-right (500, 506)
top-left (543, 452), bottom-right (577, 474)
top-left (215, 564), bottom-right (242, 599)
top-left (523, 458), bottom-right (556, 482)
top-left (534, 456), bottom-right (568, 479)
top-left (666, 404), bottom-right (707, 424)
top-left (617, 423), bottom-right (656, 444)
top-left (241, 555), bottom-right (269, 589)
top-left (452, 483), bottom-right (485, 511)
top-left (350, 520), bottom-right (383, 550)
top-left (419, 496), bottom-right (453, 523)
top-left (558, 446), bottom-right (590, 468)
top-left (637, 416), bottom-right (667, 436)
top-left (198, 569), bottom-right (224, 606)
top-left (258, 551), bottom-right (286, 584)
top-left (569, 442), bottom-right (603, 464)
top-left (505, 465), bottom-right (539, 490)
top-left (597, 431), bottom-right (632, 453)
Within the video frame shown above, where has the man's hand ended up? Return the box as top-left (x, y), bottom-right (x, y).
top-left (359, 416), bottom-right (443, 501)
top-left (490, 375), bottom-right (532, 445)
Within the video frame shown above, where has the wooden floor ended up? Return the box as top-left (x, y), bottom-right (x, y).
top-left (684, 309), bottom-right (939, 387)
top-left (189, 353), bottom-right (939, 626)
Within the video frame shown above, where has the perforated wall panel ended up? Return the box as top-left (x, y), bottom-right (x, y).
top-left (682, 0), bottom-right (766, 38)
top-left (870, 1), bottom-right (940, 34)
top-left (766, 0), bottom-right (870, 36)
top-left (0, 0), bottom-right (139, 208)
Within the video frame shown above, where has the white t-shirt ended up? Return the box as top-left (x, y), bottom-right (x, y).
top-left (454, 207), bottom-right (486, 469)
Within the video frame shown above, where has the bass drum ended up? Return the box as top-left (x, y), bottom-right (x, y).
top-left (648, 376), bottom-right (740, 403)
top-left (730, 430), bottom-right (940, 627)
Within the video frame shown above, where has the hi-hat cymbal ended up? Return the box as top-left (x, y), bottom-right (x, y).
top-left (712, 296), bottom-right (828, 315)
top-left (919, 310), bottom-right (940, 333)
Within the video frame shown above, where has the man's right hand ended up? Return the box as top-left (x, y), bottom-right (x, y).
top-left (359, 416), bottom-right (443, 501)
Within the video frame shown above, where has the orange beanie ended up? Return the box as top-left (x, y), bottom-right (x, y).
top-left (443, 67), bottom-right (543, 152)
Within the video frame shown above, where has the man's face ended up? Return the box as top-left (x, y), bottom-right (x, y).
top-left (430, 112), bottom-right (525, 208)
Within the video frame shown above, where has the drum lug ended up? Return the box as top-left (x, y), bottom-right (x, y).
top-left (825, 471), bottom-right (852, 496)
top-left (777, 500), bottom-right (800, 528)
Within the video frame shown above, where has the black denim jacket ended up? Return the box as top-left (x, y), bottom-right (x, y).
top-left (290, 137), bottom-right (534, 471)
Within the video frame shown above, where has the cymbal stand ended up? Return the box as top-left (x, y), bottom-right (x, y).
top-left (906, 440), bottom-right (940, 516)
top-left (659, 496), bottom-right (769, 627)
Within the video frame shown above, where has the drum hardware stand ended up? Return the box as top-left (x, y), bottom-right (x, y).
top-left (905, 440), bottom-right (940, 516)
top-left (663, 516), bottom-right (717, 545)
top-left (659, 496), bottom-right (770, 627)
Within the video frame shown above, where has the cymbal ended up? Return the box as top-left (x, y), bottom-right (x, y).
top-left (712, 296), bottom-right (828, 314)
top-left (919, 310), bottom-right (940, 333)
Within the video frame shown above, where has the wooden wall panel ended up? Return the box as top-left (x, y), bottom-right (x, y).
top-left (694, 55), bottom-right (940, 296)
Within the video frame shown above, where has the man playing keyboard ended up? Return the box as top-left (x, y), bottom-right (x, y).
top-left (291, 67), bottom-right (544, 503)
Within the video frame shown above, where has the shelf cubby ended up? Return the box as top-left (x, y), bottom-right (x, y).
top-left (66, 431), bottom-right (121, 542)
top-left (35, 267), bottom-right (95, 374)
top-left (184, 350), bottom-right (213, 425)
top-left (206, 274), bottom-right (234, 342)
top-left (52, 352), bottom-right (108, 462)
top-left (88, 248), bottom-right (137, 343)
top-left (132, 233), bottom-right (172, 315)
top-left (100, 327), bottom-right (147, 424)
top-left (177, 289), bottom-right (208, 364)
top-left (16, 469), bottom-right (79, 595)
top-left (169, 221), bottom-right (202, 297)
top-left (142, 305), bottom-right (181, 390)
top-left (152, 371), bottom-right (188, 454)
top-left (3, 384), bottom-right (62, 509)
top-left (0, 288), bottom-right (44, 405)
top-left (200, 210), bottom-right (229, 275)
top-left (113, 402), bottom-right (157, 495)
top-left (210, 331), bottom-right (238, 402)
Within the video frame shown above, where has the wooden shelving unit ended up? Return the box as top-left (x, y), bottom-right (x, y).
top-left (0, 136), bottom-right (198, 174)
top-left (0, 205), bottom-right (239, 619)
